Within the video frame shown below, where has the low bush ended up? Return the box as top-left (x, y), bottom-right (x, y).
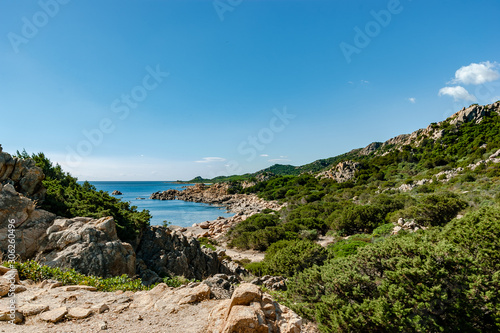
top-left (5, 260), bottom-right (192, 291)
top-left (286, 205), bottom-right (500, 332)
top-left (246, 240), bottom-right (327, 277)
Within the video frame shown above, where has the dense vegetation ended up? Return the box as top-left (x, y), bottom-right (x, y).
top-left (286, 205), bottom-right (500, 332)
top-left (222, 104), bottom-right (500, 332)
top-left (11, 104), bottom-right (500, 331)
top-left (16, 151), bottom-right (151, 241)
top-left (3, 260), bottom-right (191, 291)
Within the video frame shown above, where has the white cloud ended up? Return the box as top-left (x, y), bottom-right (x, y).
top-left (408, 97), bottom-right (416, 103)
top-left (451, 61), bottom-right (500, 85)
top-left (268, 158), bottom-right (291, 163)
top-left (438, 86), bottom-right (476, 102)
top-left (194, 157), bottom-right (226, 163)
top-left (360, 80), bottom-right (369, 84)
top-left (259, 154), bottom-right (269, 157)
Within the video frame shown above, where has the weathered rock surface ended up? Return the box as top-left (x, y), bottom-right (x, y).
top-left (391, 218), bottom-right (428, 235)
top-left (135, 226), bottom-right (222, 283)
top-left (251, 275), bottom-right (287, 291)
top-left (0, 183), bottom-right (56, 258)
top-left (206, 283), bottom-right (303, 333)
top-left (202, 273), bottom-right (239, 299)
top-left (0, 145), bottom-right (46, 202)
top-left (0, 278), bottom-right (313, 331)
top-left (35, 216), bottom-right (136, 278)
top-left (39, 306), bottom-right (68, 323)
top-left (358, 101), bottom-right (500, 157)
top-left (316, 160), bottom-right (361, 183)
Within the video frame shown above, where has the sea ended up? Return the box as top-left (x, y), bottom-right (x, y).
top-left (85, 181), bottom-right (234, 227)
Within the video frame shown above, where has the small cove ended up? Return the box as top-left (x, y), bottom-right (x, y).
top-left (84, 181), bottom-right (234, 227)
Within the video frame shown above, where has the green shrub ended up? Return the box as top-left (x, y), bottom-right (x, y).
top-left (371, 222), bottom-right (394, 238)
top-left (397, 192), bottom-right (467, 227)
top-left (198, 237), bottom-right (217, 251)
top-left (5, 260), bottom-right (193, 291)
top-left (330, 204), bottom-right (384, 234)
top-left (327, 239), bottom-right (369, 259)
top-left (8, 260), bottom-right (147, 291)
top-left (244, 261), bottom-right (267, 276)
top-left (286, 205), bottom-right (500, 332)
top-left (298, 229), bottom-right (318, 241)
top-left (260, 240), bottom-right (327, 277)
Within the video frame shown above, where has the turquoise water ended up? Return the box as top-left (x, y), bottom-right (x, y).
top-left (85, 181), bottom-right (233, 227)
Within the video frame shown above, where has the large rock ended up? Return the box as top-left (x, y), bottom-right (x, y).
top-left (136, 226), bottom-right (221, 282)
top-left (0, 183), bottom-right (56, 259)
top-left (206, 283), bottom-right (302, 333)
top-left (39, 306), bottom-right (68, 323)
top-left (35, 216), bottom-right (136, 278)
top-left (0, 146), bottom-right (46, 201)
top-left (316, 160), bottom-right (361, 182)
top-left (450, 104), bottom-right (490, 125)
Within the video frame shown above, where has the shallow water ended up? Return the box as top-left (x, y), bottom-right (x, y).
top-left (85, 181), bottom-right (233, 227)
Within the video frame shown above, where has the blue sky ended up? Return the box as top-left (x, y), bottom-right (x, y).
top-left (1, 0), bottom-right (499, 180)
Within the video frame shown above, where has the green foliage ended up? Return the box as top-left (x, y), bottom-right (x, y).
top-left (371, 222), bottom-right (394, 238)
top-left (286, 205), bottom-right (500, 332)
top-left (246, 240), bottom-right (327, 278)
top-left (327, 239), bottom-right (369, 259)
top-left (18, 152), bottom-right (151, 241)
top-left (330, 204), bottom-right (385, 234)
top-left (8, 260), bottom-right (147, 292)
top-left (227, 211), bottom-right (329, 250)
top-left (396, 192), bottom-right (467, 227)
top-left (161, 275), bottom-right (194, 288)
top-left (198, 237), bottom-right (217, 251)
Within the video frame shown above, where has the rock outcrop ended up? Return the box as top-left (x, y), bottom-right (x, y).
top-left (357, 101), bottom-right (500, 157)
top-left (206, 283), bottom-right (302, 333)
top-left (151, 183), bottom-right (286, 239)
top-left (449, 103), bottom-right (493, 125)
top-left (390, 147), bottom-right (500, 193)
top-left (316, 160), bottom-right (361, 182)
top-left (35, 216), bottom-right (136, 278)
top-left (135, 226), bottom-right (221, 284)
top-left (0, 183), bottom-right (56, 259)
top-left (150, 183), bottom-right (284, 214)
top-left (0, 145), bottom-right (46, 202)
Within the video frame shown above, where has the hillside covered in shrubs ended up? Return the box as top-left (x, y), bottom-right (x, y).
top-left (219, 103), bottom-right (500, 332)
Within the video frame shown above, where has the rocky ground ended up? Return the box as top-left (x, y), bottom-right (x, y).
top-left (0, 267), bottom-right (315, 332)
top-left (1, 146), bottom-right (315, 331)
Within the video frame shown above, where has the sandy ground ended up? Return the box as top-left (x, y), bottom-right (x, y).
top-left (1, 284), bottom-right (223, 333)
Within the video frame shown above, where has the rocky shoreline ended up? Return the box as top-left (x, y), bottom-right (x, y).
top-left (151, 183), bottom-right (286, 240)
